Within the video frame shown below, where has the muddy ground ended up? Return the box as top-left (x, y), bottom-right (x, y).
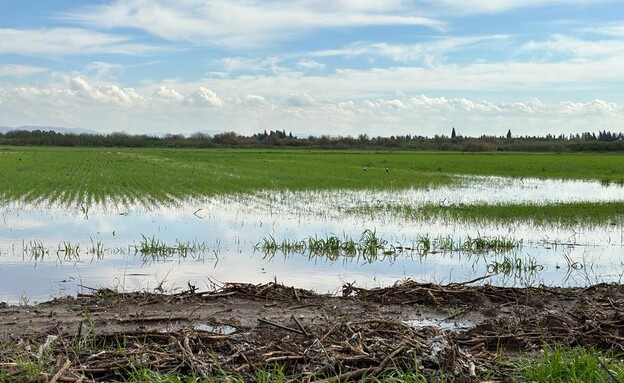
top-left (1, 280), bottom-right (624, 382)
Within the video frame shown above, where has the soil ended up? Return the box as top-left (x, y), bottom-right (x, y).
top-left (1, 279), bottom-right (624, 382)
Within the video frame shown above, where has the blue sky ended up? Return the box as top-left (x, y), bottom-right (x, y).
top-left (1, 0), bottom-right (623, 137)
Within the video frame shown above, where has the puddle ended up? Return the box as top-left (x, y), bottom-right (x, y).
top-left (193, 323), bottom-right (237, 334)
top-left (1, 175), bottom-right (624, 304)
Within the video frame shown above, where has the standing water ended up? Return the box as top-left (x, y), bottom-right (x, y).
top-left (1, 175), bottom-right (624, 304)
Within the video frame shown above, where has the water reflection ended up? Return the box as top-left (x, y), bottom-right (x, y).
top-left (1, 175), bottom-right (624, 304)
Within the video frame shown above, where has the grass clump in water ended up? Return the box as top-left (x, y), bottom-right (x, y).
top-left (462, 235), bottom-right (521, 253)
top-left (257, 230), bottom-right (521, 262)
top-left (136, 235), bottom-right (208, 259)
top-left (57, 241), bottom-right (80, 259)
top-left (22, 239), bottom-right (47, 260)
top-left (487, 254), bottom-right (544, 279)
top-left (256, 230), bottom-right (390, 262)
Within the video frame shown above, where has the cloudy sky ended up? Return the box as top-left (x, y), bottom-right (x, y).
top-left (1, 0), bottom-right (623, 137)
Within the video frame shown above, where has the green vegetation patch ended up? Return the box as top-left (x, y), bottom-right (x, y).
top-left (256, 230), bottom-right (522, 262)
top-left (0, 147), bottom-right (453, 206)
top-left (419, 202), bottom-right (624, 227)
top-left (517, 345), bottom-right (624, 383)
top-left (353, 201), bottom-right (624, 228)
top-left (3, 147), bottom-right (624, 207)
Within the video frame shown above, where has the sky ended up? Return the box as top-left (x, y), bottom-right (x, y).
top-left (1, 0), bottom-right (624, 138)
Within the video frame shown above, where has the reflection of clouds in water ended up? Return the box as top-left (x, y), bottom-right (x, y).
top-left (2, 175), bottom-right (624, 303)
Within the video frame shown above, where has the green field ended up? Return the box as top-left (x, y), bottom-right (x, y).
top-left (2, 147), bottom-right (624, 224)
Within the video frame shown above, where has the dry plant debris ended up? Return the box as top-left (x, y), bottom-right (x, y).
top-left (1, 280), bottom-right (624, 382)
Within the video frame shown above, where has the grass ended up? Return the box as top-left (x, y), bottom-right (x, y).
top-left (423, 202), bottom-right (624, 227)
top-left (487, 253), bottom-right (544, 278)
top-left (19, 237), bottom-right (209, 263)
top-left (0, 147), bottom-right (451, 206)
top-left (119, 368), bottom-right (439, 383)
top-left (517, 345), bottom-right (624, 383)
top-left (116, 346), bottom-right (624, 383)
top-left (135, 235), bottom-right (209, 259)
top-left (256, 230), bottom-right (388, 262)
top-left (57, 241), bottom-right (80, 259)
top-left (22, 239), bottom-right (47, 260)
top-left (2, 147), bottom-right (624, 208)
top-left (256, 231), bottom-right (522, 261)
top-left (435, 234), bottom-right (521, 253)
top-left (3, 147), bottom-right (624, 225)
top-left (353, 202), bottom-right (624, 228)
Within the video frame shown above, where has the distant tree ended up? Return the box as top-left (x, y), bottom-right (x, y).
top-left (506, 129), bottom-right (512, 139)
top-left (451, 127), bottom-right (456, 139)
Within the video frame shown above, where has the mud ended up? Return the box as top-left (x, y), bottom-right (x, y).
top-left (1, 280), bottom-right (624, 382)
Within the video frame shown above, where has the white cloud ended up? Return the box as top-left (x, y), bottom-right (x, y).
top-left (285, 93), bottom-right (317, 107)
top-left (524, 34), bottom-right (624, 58)
top-left (0, 65), bottom-right (49, 77)
top-left (187, 87), bottom-right (223, 107)
top-left (312, 35), bottom-right (509, 63)
top-left (65, 0), bottom-right (443, 48)
top-left (588, 24), bottom-right (624, 37)
top-left (65, 76), bottom-right (147, 107)
top-left (153, 86), bottom-right (184, 103)
top-left (295, 59), bottom-right (325, 71)
top-left (421, 0), bottom-right (608, 15)
top-left (86, 61), bottom-right (124, 77)
top-left (235, 95), bottom-right (269, 107)
top-left (2, 74), bottom-right (622, 138)
top-left (557, 99), bottom-right (617, 115)
top-left (375, 99), bottom-right (407, 109)
top-left (297, 0), bottom-right (405, 12)
top-left (215, 56), bottom-right (283, 74)
top-left (69, 76), bottom-right (93, 93)
top-left (0, 28), bottom-right (159, 56)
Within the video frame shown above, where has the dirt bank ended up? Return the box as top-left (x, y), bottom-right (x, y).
top-left (1, 280), bottom-right (623, 382)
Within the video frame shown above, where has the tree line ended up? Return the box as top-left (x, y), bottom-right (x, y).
top-left (1, 128), bottom-right (624, 152)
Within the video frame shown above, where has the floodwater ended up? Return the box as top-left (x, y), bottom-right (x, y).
top-left (1, 175), bottom-right (624, 304)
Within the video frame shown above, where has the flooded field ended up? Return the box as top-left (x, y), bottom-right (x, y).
top-left (2, 175), bottom-right (624, 304)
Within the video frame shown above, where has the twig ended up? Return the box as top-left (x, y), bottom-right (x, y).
top-left (373, 344), bottom-right (405, 374)
top-left (292, 286), bottom-right (301, 301)
top-left (76, 284), bottom-right (100, 291)
top-left (291, 315), bottom-right (310, 337)
top-left (49, 357), bottom-right (71, 383)
top-left (265, 355), bottom-right (305, 363)
top-left (116, 315), bottom-right (190, 323)
top-left (447, 274), bottom-right (495, 287)
top-left (442, 309), bottom-right (467, 322)
top-left (320, 325), bottom-right (337, 342)
top-left (257, 318), bottom-right (304, 335)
